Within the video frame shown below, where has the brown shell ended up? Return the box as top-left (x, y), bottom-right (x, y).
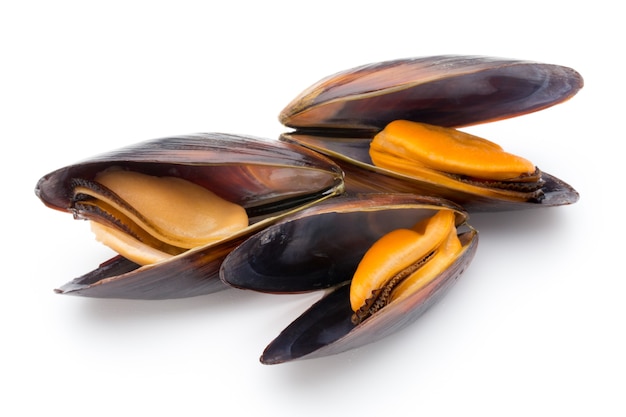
top-left (279, 55), bottom-right (583, 211)
top-left (35, 133), bottom-right (344, 299)
top-left (280, 55), bottom-right (583, 132)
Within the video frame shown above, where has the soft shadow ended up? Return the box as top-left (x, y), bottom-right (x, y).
top-left (70, 286), bottom-right (267, 324)
top-left (467, 206), bottom-right (571, 238)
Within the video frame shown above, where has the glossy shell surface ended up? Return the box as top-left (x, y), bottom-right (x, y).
top-left (279, 55), bottom-right (583, 211)
top-left (35, 133), bottom-right (344, 299)
top-left (280, 55), bottom-right (583, 132)
top-left (220, 193), bottom-right (478, 363)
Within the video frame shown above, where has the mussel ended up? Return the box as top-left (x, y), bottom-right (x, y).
top-left (34, 55), bottom-right (583, 365)
top-left (220, 193), bottom-right (478, 364)
top-left (35, 133), bottom-right (344, 299)
top-left (279, 55), bottom-right (583, 211)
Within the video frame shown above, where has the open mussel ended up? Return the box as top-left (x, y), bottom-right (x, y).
top-left (279, 55), bottom-right (583, 211)
top-left (34, 55), bottom-right (584, 365)
top-left (35, 133), bottom-right (344, 299)
top-left (220, 193), bottom-right (478, 364)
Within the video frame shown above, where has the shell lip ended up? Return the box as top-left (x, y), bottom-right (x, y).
top-left (280, 55), bottom-right (584, 131)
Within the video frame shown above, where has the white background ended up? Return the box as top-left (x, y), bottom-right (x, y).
top-left (2, 1), bottom-right (623, 416)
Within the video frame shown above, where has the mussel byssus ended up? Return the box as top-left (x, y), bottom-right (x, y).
top-left (279, 55), bottom-right (583, 211)
top-left (35, 133), bottom-right (344, 299)
top-left (220, 194), bottom-right (478, 364)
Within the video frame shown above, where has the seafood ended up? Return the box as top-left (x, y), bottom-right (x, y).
top-left (35, 55), bottom-right (583, 364)
top-left (72, 168), bottom-right (250, 265)
top-left (35, 133), bottom-right (344, 299)
top-left (279, 55), bottom-right (583, 211)
top-left (220, 194), bottom-right (478, 364)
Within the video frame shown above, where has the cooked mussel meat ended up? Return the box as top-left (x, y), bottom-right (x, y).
top-left (35, 133), bottom-right (344, 299)
top-left (369, 120), bottom-right (545, 202)
top-left (33, 54), bottom-right (583, 365)
top-left (219, 193), bottom-right (478, 364)
top-left (72, 168), bottom-right (250, 265)
top-left (350, 209), bottom-right (464, 325)
top-left (279, 55), bottom-right (583, 211)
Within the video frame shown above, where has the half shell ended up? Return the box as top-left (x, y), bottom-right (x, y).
top-left (35, 133), bottom-right (344, 299)
top-left (280, 55), bottom-right (583, 211)
top-left (220, 193), bottom-right (478, 363)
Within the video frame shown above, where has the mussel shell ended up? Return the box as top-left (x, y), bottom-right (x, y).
top-left (220, 193), bottom-right (468, 292)
top-left (261, 233), bottom-right (476, 364)
top-left (280, 55), bottom-right (583, 132)
top-left (278, 55), bottom-right (582, 211)
top-left (36, 133), bottom-right (344, 299)
top-left (219, 193), bottom-right (478, 363)
top-left (280, 133), bottom-right (579, 212)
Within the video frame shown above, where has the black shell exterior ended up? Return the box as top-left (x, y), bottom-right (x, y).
top-left (279, 55), bottom-right (583, 211)
top-left (219, 193), bottom-right (478, 363)
top-left (280, 55), bottom-right (583, 132)
top-left (35, 133), bottom-right (344, 299)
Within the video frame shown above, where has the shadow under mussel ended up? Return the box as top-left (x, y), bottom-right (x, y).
top-left (35, 133), bottom-right (344, 299)
top-left (279, 55), bottom-right (583, 211)
top-left (219, 193), bottom-right (478, 364)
